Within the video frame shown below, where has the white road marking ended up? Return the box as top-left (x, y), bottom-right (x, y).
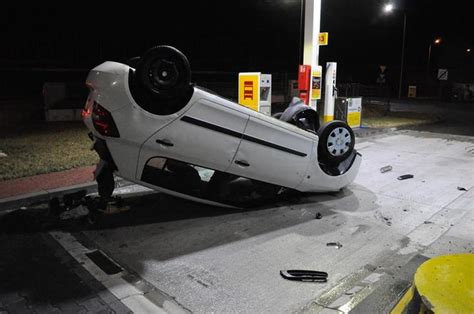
top-left (49, 231), bottom-right (166, 314)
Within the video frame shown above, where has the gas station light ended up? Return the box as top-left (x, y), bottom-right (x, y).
top-left (383, 3), bottom-right (394, 13)
top-left (467, 48), bottom-right (471, 53)
top-left (434, 38), bottom-right (441, 44)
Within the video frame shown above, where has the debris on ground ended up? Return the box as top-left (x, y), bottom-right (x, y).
top-left (380, 165), bottom-right (392, 173)
top-left (457, 186), bottom-right (467, 191)
top-left (99, 202), bottom-right (130, 215)
top-left (403, 209), bottom-right (409, 212)
top-left (280, 270), bottom-right (328, 282)
top-left (315, 212), bottom-right (323, 219)
top-left (397, 174), bottom-right (414, 180)
top-left (59, 205), bottom-right (90, 220)
top-left (326, 242), bottom-right (343, 249)
top-left (382, 216), bottom-right (392, 226)
top-left (63, 189), bottom-right (87, 209)
top-left (423, 221), bottom-right (434, 224)
top-left (0, 192), bottom-right (130, 234)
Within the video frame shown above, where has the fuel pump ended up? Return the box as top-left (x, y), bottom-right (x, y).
top-left (238, 72), bottom-right (272, 115)
top-left (259, 74), bottom-right (272, 116)
top-left (298, 65), bottom-right (311, 105)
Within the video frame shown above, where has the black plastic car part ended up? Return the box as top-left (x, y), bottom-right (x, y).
top-left (398, 174), bottom-right (414, 180)
top-left (279, 98), bottom-right (320, 133)
top-left (319, 150), bottom-right (361, 176)
top-left (280, 270), bottom-right (328, 282)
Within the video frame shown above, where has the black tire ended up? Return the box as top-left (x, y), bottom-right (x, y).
top-left (291, 109), bottom-right (319, 133)
top-left (317, 120), bottom-right (355, 165)
top-left (280, 102), bottom-right (320, 132)
top-left (272, 112), bottom-right (283, 120)
top-left (136, 45), bottom-right (191, 98)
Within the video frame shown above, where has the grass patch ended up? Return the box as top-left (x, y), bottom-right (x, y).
top-left (361, 104), bottom-right (438, 128)
top-left (0, 122), bottom-right (98, 181)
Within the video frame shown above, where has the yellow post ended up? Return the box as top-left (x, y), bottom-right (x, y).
top-left (391, 254), bottom-right (474, 313)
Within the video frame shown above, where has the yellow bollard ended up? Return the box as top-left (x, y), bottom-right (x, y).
top-left (391, 253), bottom-right (474, 313)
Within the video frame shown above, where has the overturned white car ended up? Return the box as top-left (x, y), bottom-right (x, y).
top-left (82, 46), bottom-right (361, 207)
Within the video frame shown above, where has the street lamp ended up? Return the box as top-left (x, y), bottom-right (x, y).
top-left (427, 38), bottom-right (442, 77)
top-left (383, 3), bottom-right (394, 13)
top-left (383, 3), bottom-right (407, 99)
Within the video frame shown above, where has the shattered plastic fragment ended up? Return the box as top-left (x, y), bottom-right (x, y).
top-left (326, 242), bottom-right (343, 249)
top-left (280, 270), bottom-right (328, 282)
top-left (59, 205), bottom-right (89, 220)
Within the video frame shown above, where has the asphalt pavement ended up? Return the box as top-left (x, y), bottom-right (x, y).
top-left (78, 129), bottom-right (473, 313)
top-left (0, 232), bottom-right (132, 313)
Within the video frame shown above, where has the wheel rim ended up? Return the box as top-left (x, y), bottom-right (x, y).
top-left (149, 59), bottom-right (178, 88)
top-left (327, 127), bottom-right (351, 157)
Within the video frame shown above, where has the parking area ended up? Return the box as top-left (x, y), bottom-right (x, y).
top-left (49, 129), bottom-right (473, 313)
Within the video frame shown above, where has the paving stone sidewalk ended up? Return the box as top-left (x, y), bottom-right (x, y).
top-left (0, 166), bottom-right (95, 200)
top-left (0, 232), bottom-right (131, 314)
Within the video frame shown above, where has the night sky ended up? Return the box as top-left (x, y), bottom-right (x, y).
top-left (1, 1), bottom-right (472, 85)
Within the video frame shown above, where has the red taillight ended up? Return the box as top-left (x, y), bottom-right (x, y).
top-left (82, 97), bottom-right (93, 118)
top-left (92, 102), bottom-right (120, 137)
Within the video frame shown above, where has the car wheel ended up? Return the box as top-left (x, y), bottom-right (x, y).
top-left (136, 45), bottom-right (191, 98)
top-left (272, 112), bottom-right (283, 120)
top-left (317, 120), bottom-right (355, 164)
top-left (291, 109), bottom-right (319, 133)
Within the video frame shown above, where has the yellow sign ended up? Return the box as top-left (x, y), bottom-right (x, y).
top-left (347, 98), bottom-right (362, 128)
top-left (311, 68), bottom-right (322, 100)
top-left (319, 32), bottom-right (328, 46)
top-left (347, 112), bottom-right (361, 127)
top-left (238, 73), bottom-right (260, 111)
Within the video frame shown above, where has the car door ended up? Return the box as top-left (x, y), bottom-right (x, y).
top-left (227, 115), bottom-right (314, 189)
top-left (137, 98), bottom-right (249, 179)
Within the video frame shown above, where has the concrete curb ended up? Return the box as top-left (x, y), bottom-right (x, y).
top-left (354, 127), bottom-right (398, 138)
top-left (0, 178), bottom-right (132, 212)
top-left (354, 119), bottom-right (445, 138)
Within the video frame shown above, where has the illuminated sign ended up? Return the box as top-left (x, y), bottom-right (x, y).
top-left (238, 73), bottom-right (260, 111)
top-left (311, 67), bottom-right (322, 100)
top-left (319, 32), bottom-right (329, 46)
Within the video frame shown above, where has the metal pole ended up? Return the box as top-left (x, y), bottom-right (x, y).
top-left (426, 44), bottom-right (432, 78)
top-left (303, 0), bottom-right (321, 110)
top-left (398, 12), bottom-right (407, 99)
top-left (299, 0), bottom-right (305, 64)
